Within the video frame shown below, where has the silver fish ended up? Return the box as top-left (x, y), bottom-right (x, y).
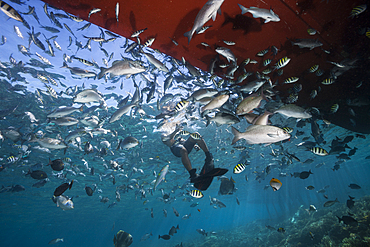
top-left (291, 39), bottom-right (323, 50)
top-left (231, 125), bottom-right (290, 145)
top-left (238, 5), bottom-right (280, 23)
top-left (215, 47), bottom-right (237, 63)
top-left (98, 60), bottom-right (146, 79)
top-left (73, 89), bottom-right (104, 103)
top-left (184, 0), bottom-right (225, 44)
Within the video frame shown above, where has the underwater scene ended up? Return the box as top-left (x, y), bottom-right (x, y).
top-left (0, 0), bottom-right (370, 246)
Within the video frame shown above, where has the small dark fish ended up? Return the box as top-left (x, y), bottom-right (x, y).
top-left (332, 164), bottom-right (340, 171)
top-left (347, 196), bottom-right (355, 209)
top-left (54, 180), bottom-right (73, 196)
top-left (299, 170), bottom-right (313, 179)
top-left (27, 170), bottom-right (47, 180)
top-left (219, 177), bottom-right (235, 195)
top-left (85, 185), bottom-right (94, 196)
top-left (323, 198), bottom-right (339, 207)
top-left (32, 179), bottom-right (48, 188)
top-left (169, 225), bottom-right (179, 236)
top-left (158, 235), bottom-right (171, 240)
top-left (151, 208), bottom-right (154, 218)
top-left (343, 135), bottom-right (354, 143)
top-left (277, 227), bottom-right (285, 233)
top-left (337, 215), bottom-right (358, 226)
top-left (173, 207), bottom-right (179, 217)
top-left (348, 147), bottom-right (358, 156)
top-left (336, 153), bottom-right (350, 160)
top-left (236, 196), bottom-right (240, 205)
top-left (196, 229), bottom-right (207, 236)
top-left (349, 184), bottom-right (361, 189)
top-left (48, 158), bottom-right (64, 171)
top-left (303, 159), bottom-right (314, 164)
top-left (5, 184), bottom-right (25, 192)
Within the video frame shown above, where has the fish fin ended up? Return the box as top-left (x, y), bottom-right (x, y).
top-left (231, 126), bottom-right (241, 145)
top-left (184, 31), bottom-right (193, 45)
top-left (264, 19), bottom-right (271, 23)
top-left (267, 133), bottom-right (279, 138)
top-left (205, 115), bottom-right (211, 127)
top-left (61, 62), bottom-right (68, 68)
top-left (211, 10), bottom-right (218, 21)
top-left (97, 67), bottom-right (107, 79)
top-left (217, 7), bottom-right (222, 16)
top-left (238, 4), bottom-right (249, 14)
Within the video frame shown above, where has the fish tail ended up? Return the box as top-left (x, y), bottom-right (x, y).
top-left (238, 4), bottom-right (249, 14)
top-left (205, 115), bottom-right (211, 127)
top-left (184, 31), bottom-right (193, 45)
top-left (260, 88), bottom-right (269, 102)
top-left (336, 216), bottom-right (341, 223)
top-left (98, 67), bottom-right (107, 79)
top-left (231, 126), bottom-right (241, 145)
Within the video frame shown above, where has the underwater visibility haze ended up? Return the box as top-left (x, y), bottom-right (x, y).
top-left (1, 0), bottom-right (370, 246)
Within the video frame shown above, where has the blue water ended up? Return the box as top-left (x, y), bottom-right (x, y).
top-left (0, 1), bottom-right (369, 247)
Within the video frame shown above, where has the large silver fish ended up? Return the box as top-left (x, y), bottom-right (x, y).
top-left (274, 104), bottom-right (312, 119)
top-left (142, 52), bottom-right (169, 72)
top-left (98, 60), bottom-right (146, 79)
top-left (215, 47), bottom-right (236, 64)
top-left (231, 125), bottom-right (290, 144)
top-left (238, 5), bottom-right (280, 23)
top-left (32, 137), bottom-right (67, 150)
top-left (184, 0), bottom-right (225, 44)
top-left (47, 106), bottom-right (83, 118)
top-left (291, 39), bottom-right (323, 50)
top-left (61, 62), bottom-right (96, 78)
top-left (109, 104), bottom-right (137, 123)
top-left (73, 89), bottom-right (104, 103)
top-left (50, 117), bottom-right (79, 126)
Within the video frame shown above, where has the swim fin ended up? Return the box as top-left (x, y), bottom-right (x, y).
top-left (194, 176), bottom-right (214, 191)
top-left (191, 168), bottom-right (229, 184)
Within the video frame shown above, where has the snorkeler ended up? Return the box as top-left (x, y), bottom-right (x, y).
top-left (162, 125), bottom-right (228, 190)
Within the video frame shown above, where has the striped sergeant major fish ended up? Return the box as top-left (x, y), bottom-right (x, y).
top-left (0, 1), bottom-right (24, 22)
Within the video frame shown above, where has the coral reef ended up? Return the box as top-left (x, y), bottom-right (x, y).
top-left (177, 195), bottom-right (370, 247)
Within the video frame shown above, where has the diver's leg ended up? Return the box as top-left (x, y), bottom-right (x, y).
top-left (179, 147), bottom-right (199, 182)
top-left (179, 147), bottom-right (192, 171)
top-left (188, 133), bottom-right (209, 153)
